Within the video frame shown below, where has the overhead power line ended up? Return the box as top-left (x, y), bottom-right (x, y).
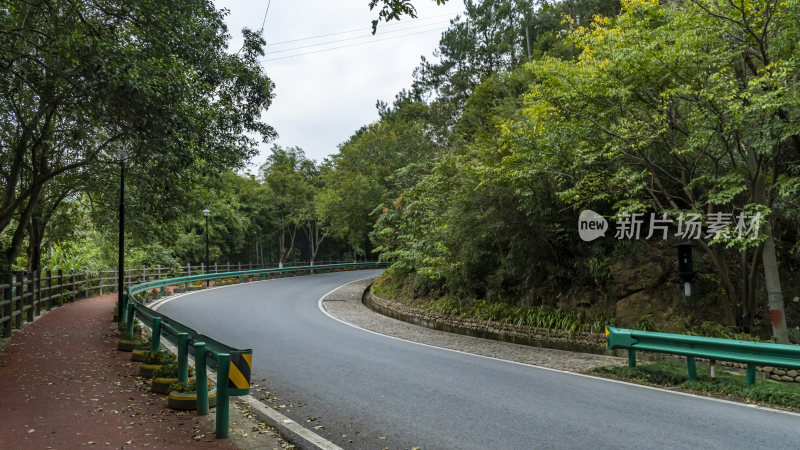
top-left (265, 12), bottom-right (456, 46)
top-left (262, 27), bottom-right (446, 62)
top-left (265, 21), bottom-right (449, 54)
top-left (259, 0), bottom-right (272, 32)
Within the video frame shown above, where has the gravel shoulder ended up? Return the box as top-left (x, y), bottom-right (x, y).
top-left (322, 278), bottom-right (625, 374)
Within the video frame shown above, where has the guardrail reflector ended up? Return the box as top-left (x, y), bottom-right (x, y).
top-left (228, 353), bottom-right (252, 396)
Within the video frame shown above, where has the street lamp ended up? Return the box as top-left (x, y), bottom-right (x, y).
top-left (306, 221), bottom-right (312, 266)
top-left (117, 148), bottom-right (130, 322)
top-left (203, 209), bottom-right (210, 287)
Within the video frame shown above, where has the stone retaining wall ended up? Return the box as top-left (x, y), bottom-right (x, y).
top-left (365, 289), bottom-right (800, 383)
top-left (364, 290), bottom-right (624, 357)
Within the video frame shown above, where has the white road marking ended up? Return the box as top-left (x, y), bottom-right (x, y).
top-left (317, 279), bottom-right (800, 418)
top-left (141, 274), bottom-right (358, 450)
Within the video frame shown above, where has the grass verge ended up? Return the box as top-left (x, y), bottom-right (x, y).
top-left (592, 360), bottom-right (800, 411)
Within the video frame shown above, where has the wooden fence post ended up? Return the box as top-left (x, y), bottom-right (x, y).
top-left (3, 273), bottom-right (12, 337)
top-left (57, 270), bottom-right (64, 307)
top-left (68, 270), bottom-right (74, 303)
top-left (26, 272), bottom-right (34, 322)
top-left (13, 274), bottom-right (22, 329)
top-left (45, 270), bottom-right (52, 310)
top-left (33, 270), bottom-right (41, 317)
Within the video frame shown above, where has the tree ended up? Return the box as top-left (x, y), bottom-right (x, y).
top-left (368, 0), bottom-right (450, 32)
top-left (0, 0), bottom-right (275, 274)
top-left (259, 146), bottom-right (318, 267)
top-left (513, 0), bottom-right (800, 341)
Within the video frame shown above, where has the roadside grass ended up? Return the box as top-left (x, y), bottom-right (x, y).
top-left (372, 279), bottom-right (615, 336)
top-left (592, 360), bottom-right (800, 410)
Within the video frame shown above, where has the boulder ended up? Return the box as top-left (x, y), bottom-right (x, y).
top-left (615, 290), bottom-right (671, 327)
top-left (609, 259), bottom-right (667, 298)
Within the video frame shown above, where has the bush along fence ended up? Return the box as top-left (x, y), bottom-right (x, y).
top-left (119, 261), bottom-right (388, 439)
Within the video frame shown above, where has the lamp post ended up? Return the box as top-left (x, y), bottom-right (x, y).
top-left (203, 209), bottom-right (210, 287)
top-left (306, 221), bottom-right (312, 266)
top-left (117, 148), bottom-right (130, 322)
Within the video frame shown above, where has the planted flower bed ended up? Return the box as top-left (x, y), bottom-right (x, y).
top-left (167, 378), bottom-right (216, 410)
top-left (139, 350), bottom-right (175, 377)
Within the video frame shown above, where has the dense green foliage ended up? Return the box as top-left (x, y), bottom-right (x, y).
top-left (4, 0), bottom-right (800, 343)
top-left (0, 0), bottom-right (275, 273)
top-left (325, 0), bottom-right (800, 341)
top-left (0, 1), bottom-right (366, 276)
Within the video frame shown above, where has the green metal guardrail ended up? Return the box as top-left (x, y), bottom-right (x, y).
top-left (122, 262), bottom-right (388, 438)
top-left (605, 326), bottom-right (800, 386)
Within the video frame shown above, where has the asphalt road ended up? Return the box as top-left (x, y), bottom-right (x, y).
top-left (156, 270), bottom-right (799, 449)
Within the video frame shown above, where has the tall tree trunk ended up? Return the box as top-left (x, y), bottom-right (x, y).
top-left (745, 140), bottom-right (788, 343)
top-left (762, 224), bottom-right (788, 343)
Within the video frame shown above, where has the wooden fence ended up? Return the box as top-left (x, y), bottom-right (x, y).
top-left (0, 259), bottom-right (361, 338)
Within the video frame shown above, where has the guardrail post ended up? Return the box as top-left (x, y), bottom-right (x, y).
top-left (194, 342), bottom-right (209, 415)
top-left (628, 349), bottom-right (636, 368)
top-left (746, 364), bottom-right (756, 386)
top-left (126, 303), bottom-right (136, 336)
top-left (686, 356), bottom-right (697, 381)
top-left (215, 353), bottom-right (230, 439)
top-left (178, 333), bottom-right (189, 384)
top-left (151, 317), bottom-right (162, 353)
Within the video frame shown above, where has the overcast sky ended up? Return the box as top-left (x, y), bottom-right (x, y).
top-left (212, 0), bottom-right (466, 172)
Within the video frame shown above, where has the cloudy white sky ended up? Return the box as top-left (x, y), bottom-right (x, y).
top-left (212, 0), bottom-right (466, 172)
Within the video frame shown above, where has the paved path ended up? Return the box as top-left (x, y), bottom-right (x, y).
top-left (0, 293), bottom-right (282, 449)
top-left (155, 270), bottom-right (800, 450)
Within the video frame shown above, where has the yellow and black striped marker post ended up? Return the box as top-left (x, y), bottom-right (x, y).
top-left (227, 352), bottom-right (252, 396)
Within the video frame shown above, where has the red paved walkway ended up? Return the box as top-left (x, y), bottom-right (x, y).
top-left (0, 294), bottom-right (234, 449)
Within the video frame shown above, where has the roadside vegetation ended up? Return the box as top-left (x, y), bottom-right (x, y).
top-left (3, 0), bottom-right (799, 341)
top-left (592, 361), bottom-right (800, 410)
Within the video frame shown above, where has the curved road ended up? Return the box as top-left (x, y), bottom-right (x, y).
top-left (157, 270), bottom-right (798, 449)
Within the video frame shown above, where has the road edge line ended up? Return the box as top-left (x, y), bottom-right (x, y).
top-left (318, 279), bottom-right (800, 418)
